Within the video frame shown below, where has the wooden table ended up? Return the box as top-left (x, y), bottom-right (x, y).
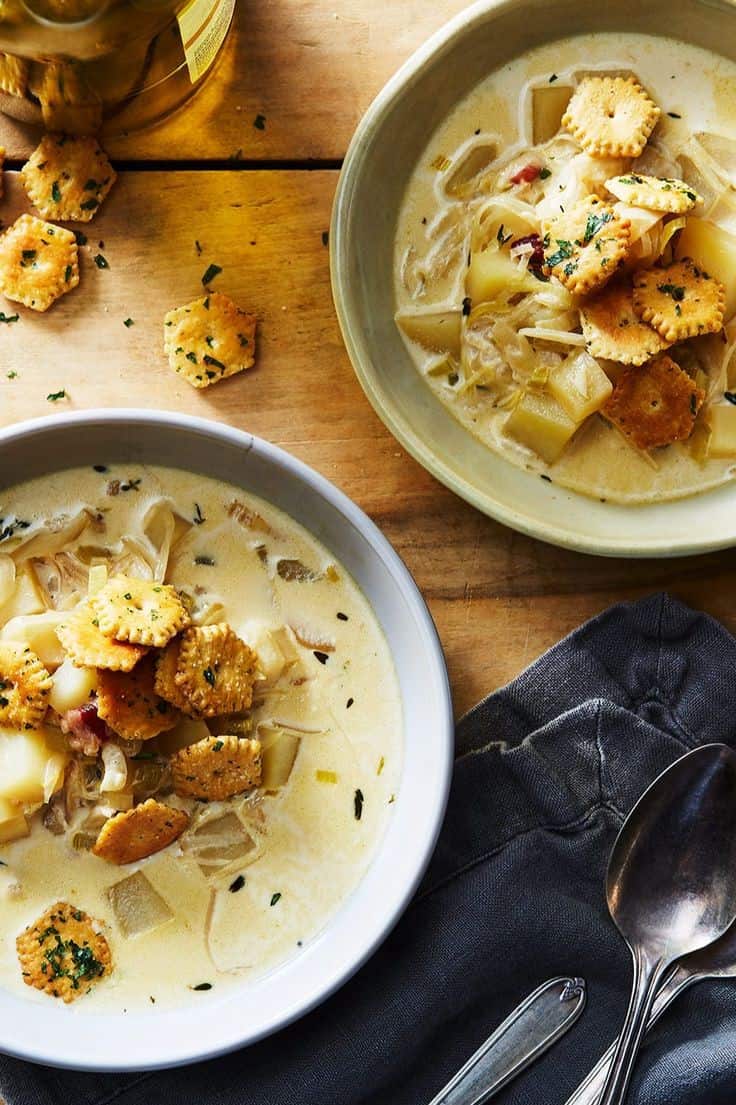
top-left (0, 1), bottom-right (734, 720)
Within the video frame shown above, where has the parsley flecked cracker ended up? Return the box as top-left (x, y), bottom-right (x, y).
top-left (543, 195), bottom-right (631, 295)
top-left (580, 279), bottom-right (670, 365)
top-left (16, 901), bottom-right (111, 1003)
top-left (22, 134), bottom-right (117, 222)
top-left (96, 654), bottom-right (180, 741)
top-left (153, 636), bottom-right (191, 713)
top-left (90, 575), bottom-right (190, 648)
top-left (562, 76), bottom-right (660, 158)
top-left (0, 642), bottom-right (52, 730)
top-left (92, 799), bottom-right (189, 865)
top-left (0, 52), bottom-right (29, 98)
top-left (172, 623), bottom-right (258, 717)
top-left (632, 258), bottom-right (725, 342)
top-left (605, 172), bottom-right (701, 214)
top-left (57, 604), bottom-right (149, 672)
top-left (164, 292), bottom-right (257, 389)
top-left (172, 735), bottom-right (262, 801)
top-left (0, 214), bottom-right (78, 312)
top-left (602, 353), bottom-right (704, 450)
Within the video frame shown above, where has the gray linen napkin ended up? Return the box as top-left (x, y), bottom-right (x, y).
top-left (2, 592), bottom-right (736, 1105)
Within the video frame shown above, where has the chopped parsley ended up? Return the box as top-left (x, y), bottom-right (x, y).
top-left (195, 239), bottom-right (203, 255)
top-left (64, 264), bottom-right (72, 283)
top-left (724, 391), bottom-right (736, 405)
top-left (120, 478), bottom-right (141, 492)
top-left (270, 892), bottom-right (282, 906)
top-left (203, 354), bottom-right (226, 370)
top-left (51, 181), bottom-right (61, 203)
top-left (192, 982), bottom-right (212, 991)
top-left (496, 223), bottom-right (513, 245)
top-left (80, 198), bottom-right (99, 212)
top-left (253, 113), bottom-right (266, 130)
top-left (336, 611), bottom-right (348, 621)
top-left (203, 667), bottom-right (216, 687)
top-left (462, 295), bottom-right (472, 316)
top-left (193, 503), bottom-right (206, 525)
top-left (123, 317), bottom-right (134, 328)
top-left (47, 389), bottom-right (67, 401)
top-left (94, 253), bottom-right (109, 269)
top-left (6, 370), bottom-right (17, 379)
top-left (313, 650), bottom-right (329, 665)
top-left (582, 211), bottom-right (613, 244)
top-left (194, 554), bottom-right (215, 566)
top-left (0, 312), bottom-right (19, 324)
top-left (201, 263), bottom-right (222, 286)
top-left (229, 875), bottom-right (245, 893)
top-left (346, 697), bottom-right (354, 709)
top-left (545, 239), bottom-right (574, 268)
top-left (93, 464), bottom-right (108, 473)
top-left (321, 231), bottom-right (329, 247)
top-left (658, 282), bottom-right (686, 302)
top-left (21, 249), bottom-right (37, 267)
top-left (549, 73), bottom-right (558, 82)
top-left (74, 231), bottom-right (88, 246)
top-left (0, 517), bottom-right (30, 542)
top-left (667, 111), bottom-right (682, 119)
top-left (212, 738), bottom-right (223, 751)
top-left (354, 788), bottom-right (364, 821)
top-left (539, 167), bottom-right (552, 180)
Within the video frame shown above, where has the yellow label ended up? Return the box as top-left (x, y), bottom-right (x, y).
top-left (178, 0), bottom-right (235, 83)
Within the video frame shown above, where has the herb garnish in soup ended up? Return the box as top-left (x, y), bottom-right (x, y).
top-left (0, 466), bottom-right (401, 1008)
top-left (395, 34), bottom-right (736, 503)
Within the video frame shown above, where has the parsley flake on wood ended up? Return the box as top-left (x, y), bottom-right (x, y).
top-left (94, 253), bottom-right (109, 269)
top-left (253, 113), bottom-right (266, 130)
top-left (354, 788), bottom-right (364, 820)
top-left (201, 263), bottom-right (222, 286)
top-left (74, 231), bottom-right (87, 246)
top-left (123, 317), bottom-right (134, 327)
top-left (47, 389), bottom-right (67, 401)
top-left (321, 230), bottom-right (329, 247)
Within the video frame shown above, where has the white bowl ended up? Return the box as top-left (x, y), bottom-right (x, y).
top-left (331, 0), bottom-right (736, 557)
top-left (0, 410), bottom-right (453, 1072)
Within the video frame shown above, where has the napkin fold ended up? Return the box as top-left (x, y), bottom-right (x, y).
top-left (3, 593), bottom-right (736, 1105)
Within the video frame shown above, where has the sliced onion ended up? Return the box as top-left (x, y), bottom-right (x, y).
top-left (100, 743), bottom-right (128, 793)
top-left (107, 870), bottom-right (174, 937)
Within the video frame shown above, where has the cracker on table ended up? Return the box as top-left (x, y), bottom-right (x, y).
top-left (22, 134), bottom-right (116, 222)
top-left (602, 353), bottom-right (704, 449)
top-left (0, 214), bottom-right (78, 311)
top-left (562, 76), bottom-right (660, 158)
top-left (543, 195), bottom-right (631, 295)
top-left (56, 604), bottom-right (149, 672)
top-left (96, 654), bottom-right (180, 741)
top-left (0, 52), bottom-right (29, 98)
top-left (17, 901), bottom-right (110, 1003)
top-left (580, 278), bottom-right (670, 365)
top-left (163, 292), bottom-right (257, 389)
top-left (605, 172), bottom-right (701, 214)
top-left (172, 735), bottom-right (262, 801)
top-left (632, 258), bottom-right (725, 342)
top-left (92, 799), bottom-right (189, 865)
top-left (90, 575), bottom-right (190, 648)
top-left (173, 623), bottom-right (258, 717)
top-left (0, 642), bottom-right (52, 730)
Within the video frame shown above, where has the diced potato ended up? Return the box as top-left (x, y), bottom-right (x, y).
top-left (0, 610), bottom-right (67, 669)
top-left (239, 621), bottom-right (293, 684)
top-left (107, 870), bottom-right (174, 937)
top-left (708, 404), bottom-right (736, 457)
top-left (548, 351), bottom-right (613, 422)
top-left (181, 812), bottom-right (257, 878)
top-left (676, 219), bottom-right (736, 320)
top-left (0, 566), bottom-right (45, 624)
top-left (504, 390), bottom-right (578, 463)
top-left (0, 800), bottom-right (29, 844)
top-left (0, 727), bottom-right (68, 805)
top-left (100, 789), bottom-right (134, 812)
top-left (87, 564), bottom-right (108, 597)
top-left (532, 84), bottom-right (574, 144)
top-left (48, 657), bottom-right (97, 713)
top-left (0, 556), bottom-right (15, 609)
top-left (445, 143), bottom-right (497, 198)
top-left (259, 726), bottom-right (301, 789)
top-left (466, 248), bottom-right (539, 306)
top-left (396, 311), bottom-right (462, 357)
top-left (156, 717), bottom-right (211, 755)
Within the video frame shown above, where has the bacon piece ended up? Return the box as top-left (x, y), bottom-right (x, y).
top-left (510, 163), bottom-right (541, 185)
top-left (60, 701), bottom-right (114, 756)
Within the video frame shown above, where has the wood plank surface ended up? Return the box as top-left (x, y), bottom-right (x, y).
top-left (1, 166), bottom-right (734, 719)
top-left (0, 0), bottom-right (471, 162)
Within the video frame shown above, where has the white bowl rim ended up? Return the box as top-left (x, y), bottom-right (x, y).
top-left (330, 0), bottom-right (736, 558)
top-left (0, 408), bottom-right (454, 1072)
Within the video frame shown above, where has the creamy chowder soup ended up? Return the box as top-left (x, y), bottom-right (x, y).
top-left (0, 465), bottom-right (401, 1010)
top-left (395, 34), bottom-right (736, 503)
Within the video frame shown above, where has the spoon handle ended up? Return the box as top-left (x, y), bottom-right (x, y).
top-left (563, 966), bottom-right (693, 1105)
top-left (596, 953), bottom-right (669, 1105)
top-left (427, 976), bottom-right (586, 1105)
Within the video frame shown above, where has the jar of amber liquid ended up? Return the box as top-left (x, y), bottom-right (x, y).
top-left (0, 0), bottom-right (235, 135)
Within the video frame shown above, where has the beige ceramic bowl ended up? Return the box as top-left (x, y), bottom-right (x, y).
top-left (331, 0), bottom-right (736, 557)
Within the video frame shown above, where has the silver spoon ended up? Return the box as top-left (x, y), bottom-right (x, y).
top-left (597, 743), bottom-right (736, 1105)
top-left (566, 920), bottom-right (736, 1105)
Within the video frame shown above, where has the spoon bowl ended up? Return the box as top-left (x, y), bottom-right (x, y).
top-left (599, 744), bottom-right (736, 1105)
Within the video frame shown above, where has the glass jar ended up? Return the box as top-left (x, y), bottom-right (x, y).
top-left (0, 0), bottom-right (235, 135)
